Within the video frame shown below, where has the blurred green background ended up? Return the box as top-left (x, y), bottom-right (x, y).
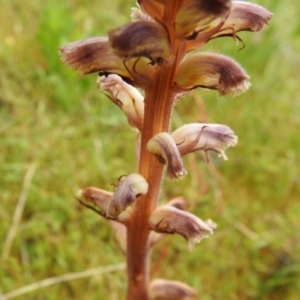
top-left (1, 0), bottom-right (299, 299)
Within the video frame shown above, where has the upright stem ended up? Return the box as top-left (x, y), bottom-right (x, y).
top-left (125, 2), bottom-right (186, 297)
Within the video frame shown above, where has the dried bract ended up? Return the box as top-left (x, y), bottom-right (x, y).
top-left (148, 279), bottom-right (197, 300)
top-left (175, 52), bottom-right (250, 96)
top-left (172, 123), bottom-right (238, 160)
top-left (147, 132), bottom-right (187, 180)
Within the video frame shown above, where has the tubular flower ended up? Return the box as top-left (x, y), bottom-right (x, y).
top-left (109, 21), bottom-right (171, 64)
top-left (107, 173), bottom-right (148, 218)
top-left (172, 123), bottom-right (237, 160)
top-left (175, 52), bottom-right (250, 96)
top-left (97, 74), bottom-right (144, 130)
top-left (212, 1), bottom-right (273, 40)
top-left (148, 279), bottom-right (197, 300)
top-left (147, 132), bottom-right (187, 180)
top-left (59, 37), bottom-right (129, 77)
top-left (149, 205), bottom-right (217, 249)
top-left (175, 0), bottom-right (231, 39)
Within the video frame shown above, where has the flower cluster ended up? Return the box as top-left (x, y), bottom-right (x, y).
top-left (61, 0), bottom-right (272, 299)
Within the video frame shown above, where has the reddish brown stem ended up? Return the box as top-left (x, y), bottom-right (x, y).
top-left (125, 2), bottom-right (186, 298)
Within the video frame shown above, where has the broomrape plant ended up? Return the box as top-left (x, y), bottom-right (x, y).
top-left (60, 0), bottom-right (272, 299)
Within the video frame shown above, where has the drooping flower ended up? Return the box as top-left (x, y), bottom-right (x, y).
top-left (147, 132), bottom-right (187, 180)
top-left (107, 173), bottom-right (148, 218)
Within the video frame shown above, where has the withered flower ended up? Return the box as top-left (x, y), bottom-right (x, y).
top-left (172, 123), bottom-right (238, 160)
top-left (149, 205), bottom-right (217, 249)
top-left (148, 279), bottom-right (197, 300)
top-left (107, 173), bottom-right (148, 218)
top-left (147, 132), bottom-right (187, 180)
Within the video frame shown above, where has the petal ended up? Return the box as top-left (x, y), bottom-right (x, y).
top-left (149, 205), bottom-right (217, 249)
top-left (172, 123), bottom-right (238, 160)
top-left (148, 279), bottom-right (197, 300)
top-left (175, 0), bottom-right (231, 39)
top-left (109, 21), bottom-right (171, 64)
top-left (212, 1), bottom-right (273, 39)
top-left (147, 132), bottom-right (187, 180)
top-left (107, 174), bottom-right (148, 218)
top-left (175, 52), bottom-right (250, 96)
top-left (59, 37), bottom-right (130, 77)
top-left (97, 74), bottom-right (144, 130)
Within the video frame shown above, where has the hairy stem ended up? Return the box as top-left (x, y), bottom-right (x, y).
top-left (126, 11), bottom-right (186, 300)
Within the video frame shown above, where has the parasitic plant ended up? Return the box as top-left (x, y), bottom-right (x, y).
top-left (60, 0), bottom-right (272, 299)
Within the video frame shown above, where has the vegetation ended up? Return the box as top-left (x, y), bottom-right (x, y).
top-left (1, 0), bottom-right (299, 299)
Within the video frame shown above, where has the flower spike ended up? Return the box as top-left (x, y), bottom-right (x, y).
top-left (147, 132), bottom-right (187, 180)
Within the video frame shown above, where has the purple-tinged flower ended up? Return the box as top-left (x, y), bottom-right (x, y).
top-left (149, 205), bottom-right (217, 249)
top-left (172, 123), bottom-right (237, 160)
top-left (147, 132), bottom-right (187, 180)
top-left (107, 173), bottom-right (148, 218)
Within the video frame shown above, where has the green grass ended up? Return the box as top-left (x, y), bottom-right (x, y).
top-left (1, 0), bottom-right (299, 299)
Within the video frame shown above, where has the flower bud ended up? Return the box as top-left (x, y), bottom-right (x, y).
top-left (107, 174), bottom-right (148, 218)
top-left (175, 52), bottom-right (250, 96)
top-left (212, 1), bottom-right (273, 40)
top-left (172, 123), bottom-right (237, 160)
top-left (148, 279), bottom-right (197, 300)
top-left (97, 74), bottom-right (144, 130)
top-left (59, 37), bottom-right (130, 77)
top-left (109, 21), bottom-right (171, 64)
top-left (147, 132), bottom-right (187, 180)
top-left (149, 205), bottom-right (217, 249)
top-left (175, 0), bottom-right (231, 39)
